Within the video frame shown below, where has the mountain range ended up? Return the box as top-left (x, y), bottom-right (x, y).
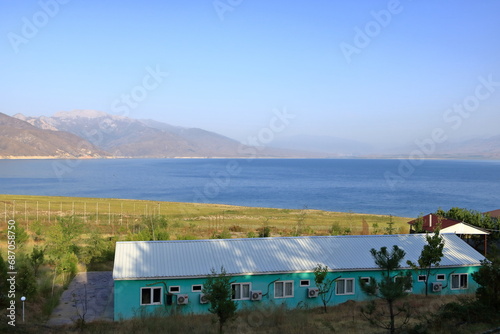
top-left (3, 110), bottom-right (316, 158)
top-left (0, 110), bottom-right (498, 159)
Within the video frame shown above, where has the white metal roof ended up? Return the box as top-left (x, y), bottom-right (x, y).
top-left (440, 222), bottom-right (489, 235)
top-left (113, 234), bottom-right (486, 280)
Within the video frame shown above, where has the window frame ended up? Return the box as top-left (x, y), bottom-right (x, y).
top-left (231, 283), bottom-right (251, 300)
top-left (274, 280), bottom-right (294, 298)
top-left (418, 275), bottom-right (427, 282)
top-left (140, 287), bottom-right (162, 305)
top-left (169, 286), bottom-right (180, 293)
top-left (192, 284), bottom-right (203, 292)
top-left (436, 274), bottom-right (446, 281)
top-left (451, 273), bottom-right (468, 290)
top-left (360, 277), bottom-right (370, 285)
top-left (336, 278), bottom-right (355, 295)
top-left (300, 280), bottom-right (310, 287)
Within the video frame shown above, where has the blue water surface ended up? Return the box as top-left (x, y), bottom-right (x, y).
top-left (0, 158), bottom-right (498, 217)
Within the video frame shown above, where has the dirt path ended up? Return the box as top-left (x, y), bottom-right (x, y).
top-left (46, 271), bottom-right (113, 326)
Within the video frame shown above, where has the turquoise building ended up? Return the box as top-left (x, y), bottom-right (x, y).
top-left (113, 234), bottom-right (485, 320)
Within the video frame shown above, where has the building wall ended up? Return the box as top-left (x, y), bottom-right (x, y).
top-left (114, 266), bottom-right (481, 320)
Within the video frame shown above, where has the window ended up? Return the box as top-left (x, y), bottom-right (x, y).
top-left (451, 274), bottom-right (468, 290)
top-left (275, 281), bottom-right (294, 298)
top-left (418, 275), bottom-right (427, 282)
top-left (192, 285), bottom-right (203, 292)
top-left (436, 274), bottom-right (445, 281)
top-left (336, 278), bottom-right (354, 295)
top-left (232, 283), bottom-right (251, 300)
top-left (169, 286), bottom-right (180, 293)
top-left (360, 277), bottom-right (370, 285)
top-left (300, 280), bottom-right (310, 287)
top-left (141, 287), bottom-right (162, 305)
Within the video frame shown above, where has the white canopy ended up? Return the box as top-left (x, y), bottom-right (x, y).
top-left (441, 222), bottom-right (489, 235)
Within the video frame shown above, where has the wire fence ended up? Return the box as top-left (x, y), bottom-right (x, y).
top-left (2, 199), bottom-right (164, 232)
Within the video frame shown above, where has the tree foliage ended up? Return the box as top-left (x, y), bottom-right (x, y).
top-left (313, 264), bottom-right (336, 313)
top-left (407, 230), bottom-right (445, 296)
top-left (202, 267), bottom-right (237, 334)
top-left (47, 216), bottom-right (84, 261)
top-left (436, 207), bottom-right (499, 252)
top-left (472, 254), bottom-right (500, 311)
top-left (30, 245), bottom-right (45, 278)
top-left (437, 208), bottom-right (498, 236)
top-left (16, 255), bottom-right (37, 299)
top-left (360, 245), bottom-right (412, 334)
top-left (15, 226), bottom-right (29, 249)
top-left (384, 215), bottom-right (397, 235)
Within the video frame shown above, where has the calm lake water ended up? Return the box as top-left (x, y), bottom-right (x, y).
top-left (0, 158), bottom-right (499, 218)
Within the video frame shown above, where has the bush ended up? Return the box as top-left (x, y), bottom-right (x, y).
top-left (228, 225), bottom-right (243, 232)
top-left (258, 226), bottom-right (271, 238)
top-left (211, 229), bottom-right (231, 239)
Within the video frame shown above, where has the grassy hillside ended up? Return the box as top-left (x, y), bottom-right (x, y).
top-left (0, 194), bottom-right (411, 240)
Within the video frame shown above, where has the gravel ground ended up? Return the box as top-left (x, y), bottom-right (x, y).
top-left (46, 271), bottom-right (113, 326)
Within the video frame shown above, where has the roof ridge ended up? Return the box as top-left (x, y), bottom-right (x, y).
top-left (116, 233), bottom-right (429, 245)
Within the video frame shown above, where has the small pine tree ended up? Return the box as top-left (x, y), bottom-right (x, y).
top-left (384, 215), bottom-right (396, 235)
top-left (203, 267), bottom-right (237, 334)
top-left (30, 245), bottom-right (45, 278)
top-left (360, 245), bottom-right (412, 334)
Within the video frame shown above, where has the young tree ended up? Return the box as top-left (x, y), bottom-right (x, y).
top-left (472, 254), bottom-right (500, 311)
top-left (313, 264), bottom-right (336, 313)
top-left (30, 245), bottom-right (45, 278)
top-left (384, 215), bottom-right (396, 235)
top-left (202, 267), bottom-right (237, 334)
top-left (16, 255), bottom-right (37, 299)
top-left (407, 230), bottom-right (445, 296)
top-left (15, 226), bottom-right (29, 249)
top-left (360, 245), bottom-right (412, 334)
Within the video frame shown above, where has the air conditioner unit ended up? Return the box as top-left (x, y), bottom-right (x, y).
top-left (250, 290), bottom-right (262, 301)
top-left (200, 294), bottom-right (209, 304)
top-left (177, 294), bottom-right (189, 305)
top-left (432, 282), bottom-right (442, 292)
top-left (308, 287), bottom-right (319, 298)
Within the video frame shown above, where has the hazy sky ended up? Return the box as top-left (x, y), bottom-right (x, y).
top-left (1, 0), bottom-right (499, 147)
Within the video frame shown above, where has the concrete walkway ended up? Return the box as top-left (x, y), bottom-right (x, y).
top-left (47, 271), bottom-right (113, 326)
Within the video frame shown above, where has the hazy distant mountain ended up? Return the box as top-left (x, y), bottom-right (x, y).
top-left (434, 136), bottom-right (500, 159)
top-left (7, 110), bottom-right (499, 159)
top-left (0, 112), bottom-right (107, 158)
top-left (271, 134), bottom-right (375, 156)
top-left (13, 110), bottom-right (315, 158)
top-left (361, 135), bottom-right (500, 159)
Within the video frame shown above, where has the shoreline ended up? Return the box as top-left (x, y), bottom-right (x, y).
top-left (1, 156), bottom-right (499, 161)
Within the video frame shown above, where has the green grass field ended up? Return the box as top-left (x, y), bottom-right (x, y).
top-left (0, 194), bottom-right (412, 240)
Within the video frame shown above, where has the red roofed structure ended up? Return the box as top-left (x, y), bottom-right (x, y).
top-left (484, 209), bottom-right (500, 219)
top-left (408, 214), bottom-right (463, 233)
top-left (408, 213), bottom-right (490, 255)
